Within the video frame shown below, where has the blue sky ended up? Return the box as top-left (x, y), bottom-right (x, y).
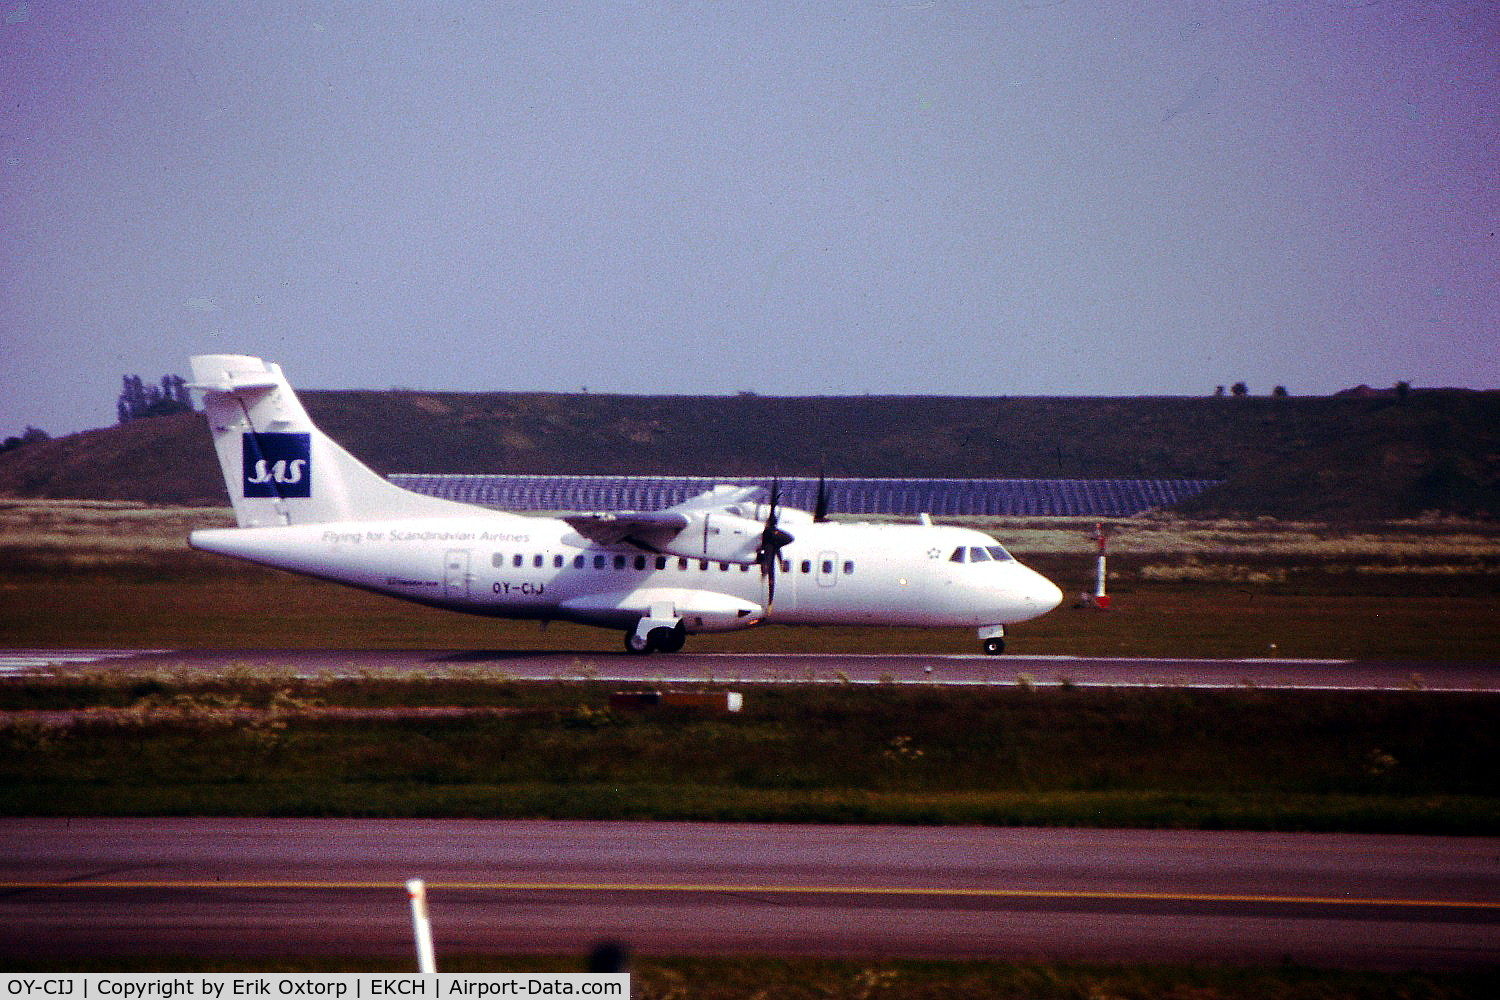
top-left (3, 1), bottom-right (1496, 437)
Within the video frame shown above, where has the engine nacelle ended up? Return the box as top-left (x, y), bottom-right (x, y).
top-left (655, 511), bottom-right (769, 565)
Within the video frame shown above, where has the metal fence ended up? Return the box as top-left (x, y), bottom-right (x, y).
top-left (389, 474), bottom-right (1221, 517)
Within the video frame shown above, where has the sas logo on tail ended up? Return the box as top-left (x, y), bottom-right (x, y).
top-left (242, 432), bottom-right (311, 498)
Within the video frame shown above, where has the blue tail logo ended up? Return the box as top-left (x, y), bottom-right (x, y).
top-left (243, 432), bottom-right (312, 498)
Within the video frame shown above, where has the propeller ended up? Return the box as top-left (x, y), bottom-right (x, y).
top-left (756, 478), bottom-right (795, 610)
top-left (813, 469), bottom-right (830, 523)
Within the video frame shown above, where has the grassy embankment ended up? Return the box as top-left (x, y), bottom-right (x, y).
top-left (4, 389), bottom-right (1498, 519)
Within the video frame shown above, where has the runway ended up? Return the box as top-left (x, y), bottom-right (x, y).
top-left (3, 648), bottom-right (1498, 691)
top-left (2, 819), bottom-right (1496, 969)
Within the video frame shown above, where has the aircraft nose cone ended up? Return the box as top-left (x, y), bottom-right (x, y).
top-left (1035, 575), bottom-right (1064, 614)
top-left (991, 566), bottom-right (1064, 624)
top-left (1014, 566), bottom-right (1063, 618)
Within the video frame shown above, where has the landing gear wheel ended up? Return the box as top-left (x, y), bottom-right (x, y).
top-left (651, 624), bottom-right (686, 654)
top-left (983, 637), bottom-right (1006, 656)
top-left (627, 623), bottom-right (686, 654)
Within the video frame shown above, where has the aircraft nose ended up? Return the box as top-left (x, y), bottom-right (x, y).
top-left (990, 564), bottom-right (1064, 623)
top-left (1033, 572), bottom-right (1064, 614)
top-left (1014, 566), bottom-right (1062, 618)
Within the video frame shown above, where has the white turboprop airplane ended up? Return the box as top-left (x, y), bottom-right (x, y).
top-left (187, 355), bottom-right (1063, 654)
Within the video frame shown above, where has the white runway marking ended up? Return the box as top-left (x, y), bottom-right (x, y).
top-left (0, 650), bottom-right (166, 675)
top-left (0, 649), bottom-right (1492, 692)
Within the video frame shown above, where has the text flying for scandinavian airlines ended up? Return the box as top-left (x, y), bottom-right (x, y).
top-left (1, 977), bottom-right (627, 1000)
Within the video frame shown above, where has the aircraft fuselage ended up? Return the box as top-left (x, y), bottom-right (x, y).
top-left (191, 515), bottom-right (1060, 633)
top-left (186, 353), bottom-right (1063, 654)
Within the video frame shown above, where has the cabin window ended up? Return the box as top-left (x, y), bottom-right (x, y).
top-left (574, 555), bottom-right (585, 569)
top-left (822, 560), bottom-right (834, 575)
top-left (844, 560), bottom-right (855, 575)
top-left (800, 560), bottom-right (812, 574)
top-left (614, 555), bottom-right (626, 570)
top-left (678, 557), bottom-right (689, 570)
top-left (740, 563), bottom-right (751, 572)
top-left (780, 559), bottom-right (790, 573)
top-left (719, 562), bottom-right (730, 572)
top-left (491, 553), bottom-right (504, 568)
top-left (656, 556), bottom-right (668, 570)
top-left (594, 555), bottom-right (606, 570)
top-left (554, 554), bottom-right (564, 568)
top-left (512, 553), bottom-right (524, 567)
top-left (699, 560), bottom-right (709, 571)
top-left (534, 554), bottom-right (544, 568)
top-left (634, 555), bottom-right (647, 571)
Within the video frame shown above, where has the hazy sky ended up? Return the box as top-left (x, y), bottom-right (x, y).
top-left (3, 1), bottom-right (1496, 437)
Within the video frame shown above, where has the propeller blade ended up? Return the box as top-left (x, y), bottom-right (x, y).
top-left (758, 478), bottom-right (794, 612)
top-left (813, 470), bottom-right (830, 523)
top-left (763, 477), bottom-right (781, 548)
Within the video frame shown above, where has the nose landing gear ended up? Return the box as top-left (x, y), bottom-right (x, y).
top-left (979, 624), bottom-right (1006, 656)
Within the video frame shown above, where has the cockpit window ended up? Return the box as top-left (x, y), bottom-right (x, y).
top-left (953, 544), bottom-right (1016, 564)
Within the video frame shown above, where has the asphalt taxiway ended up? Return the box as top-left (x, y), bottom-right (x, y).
top-left (3, 648), bottom-right (1497, 690)
top-left (2, 819), bottom-right (1496, 968)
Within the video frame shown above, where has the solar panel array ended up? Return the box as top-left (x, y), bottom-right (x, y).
top-left (389, 474), bottom-right (1221, 517)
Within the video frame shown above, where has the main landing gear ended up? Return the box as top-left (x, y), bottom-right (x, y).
top-left (625, 621), bottom-right (686, 654)
top-left (979, 624), bottom-right (1006, 656)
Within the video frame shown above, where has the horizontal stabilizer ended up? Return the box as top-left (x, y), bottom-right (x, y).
top-left (186, 372), bottom-right (281, 393)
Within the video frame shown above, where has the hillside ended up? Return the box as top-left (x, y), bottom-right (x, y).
top-left (1, 390), bottom-right (1496, 519)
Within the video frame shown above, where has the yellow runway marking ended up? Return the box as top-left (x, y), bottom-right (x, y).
top-left (3, 881), bottom-right (1496, 910)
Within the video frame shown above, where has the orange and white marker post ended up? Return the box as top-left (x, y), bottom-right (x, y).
top-left (1079, 522), bottom-right (1111, 610)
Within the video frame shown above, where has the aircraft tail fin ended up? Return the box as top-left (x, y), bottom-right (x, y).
top-left (189, 354), bottom-right (476, 527)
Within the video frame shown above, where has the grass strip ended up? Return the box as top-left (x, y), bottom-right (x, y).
top-left (0, 781), bottom-right (1494, 833)
top-left (3, 683), bottom-right (1497, 832)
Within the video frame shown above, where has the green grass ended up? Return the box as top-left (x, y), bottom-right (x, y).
top-left (3, 502), bottom-right (1496, 657)
top-left (3, 682), bottom-right (1496, 832)
top-left (5, 575), bottom-right (1497, 659)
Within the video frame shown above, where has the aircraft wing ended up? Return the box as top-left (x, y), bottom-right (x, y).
top-left (666, 484), bottom-right (764, 511)
top-left (561, 485), bottom-right (770, 559)
top-left (561, 509), bottom-right (690, 548)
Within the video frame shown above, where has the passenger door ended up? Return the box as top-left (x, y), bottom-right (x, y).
top-left (816, 550), bottom-right (839, 588)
